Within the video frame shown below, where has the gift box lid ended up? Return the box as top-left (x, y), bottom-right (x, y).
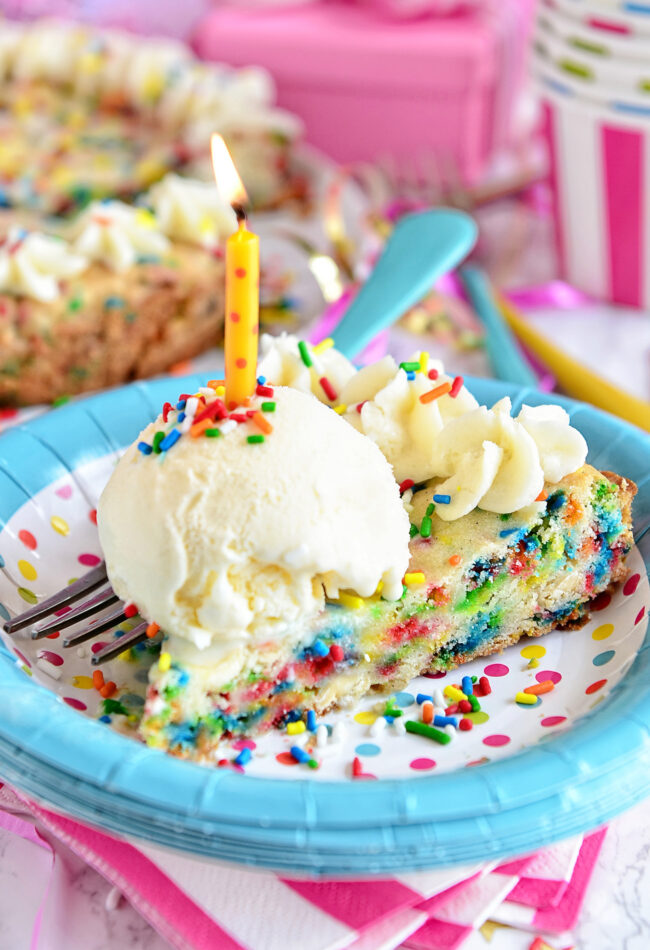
top-left (194, 3), bottom-right (501, 93)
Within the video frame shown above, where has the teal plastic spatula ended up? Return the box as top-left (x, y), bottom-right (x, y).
top-left (330, 208), bottom-right (478, 359)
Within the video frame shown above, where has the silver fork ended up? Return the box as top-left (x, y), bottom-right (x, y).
top-left (2, 563), bottom-right (153, 665)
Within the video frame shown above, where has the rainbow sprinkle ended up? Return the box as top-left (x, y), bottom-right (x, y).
top-left (420, 381), bottom-right (452, 404)
top-left (298, 340), bottom-right (312, 368)
top-left (234, 748), bottom-right (252, 766)
top-left (137, 380), bottom-right (278, 457)
top-left (449, 375), bottom-right (464, 398)
top-left (319, 376), bottom-right (337, 401)
top-left (159, 429), bottom-right (180, 451)
top-left (405, 720), bottom-right (451, 745)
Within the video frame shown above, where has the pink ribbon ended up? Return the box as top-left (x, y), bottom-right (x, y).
top-left (506, 282), bottom-right (594, 311)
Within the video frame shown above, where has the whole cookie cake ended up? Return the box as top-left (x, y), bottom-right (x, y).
top-left (0, 19), bottom-right (304, 406)
top-left (0, 19), bottom-right (302, 215)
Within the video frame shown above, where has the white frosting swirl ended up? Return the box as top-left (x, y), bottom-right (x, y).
top-left (167, 64), bottom-right (301, 141)
top-left (258, 333), bottom-right (357, 403)
top-left (160, 65), bottom-right (274, 127)
top-left (257, 338), bottom-right (588, 519)
top-left (429, 398), bottom-right (543, 520)
top-left (428, 397), bottom-right (587, 521)
top-left (340, 355), bottom-right (478, 484)
top-left (147, 174), bottom-right (237, 248)
top-left (0, 228), bottom-right (87, 302)
top-left (73, 29), bottom-right (127, 98)
top-left (187, 106), bottom-right (301, 146)
top-left (3, 20), bottom-right (299, 143)
top-left (72, 201), bottom-right (170, 272)
top-left (122, 39), bottom-right (190, 108)
top-left (212, 69), bottom-right (300, 136)
top-left (154, 63), bottom-right (216, 129)
top-left (14, 20), bottom-right (87, 84)
top-left (517, 404), bottom-right (588, 483)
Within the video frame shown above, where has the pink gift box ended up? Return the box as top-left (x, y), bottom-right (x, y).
top-left (194, 1), bottom-right (534, 184)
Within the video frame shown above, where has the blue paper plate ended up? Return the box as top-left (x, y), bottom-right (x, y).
top-left (0, 374), bottom-right (649, 874)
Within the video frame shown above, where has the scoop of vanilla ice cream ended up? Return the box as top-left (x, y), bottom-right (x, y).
top-left (98, 386), bottom-right (409, 667)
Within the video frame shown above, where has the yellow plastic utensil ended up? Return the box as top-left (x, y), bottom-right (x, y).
top-left (498, 295), bottom-right (650, 433)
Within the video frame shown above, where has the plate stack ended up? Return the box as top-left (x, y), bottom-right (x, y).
top-left (533, 0), bottom-right (650, 310)
top-left (1, 375), bottom-right (650, 876)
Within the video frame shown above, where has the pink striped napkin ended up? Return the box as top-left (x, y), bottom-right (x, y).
top-left (0, 783), bottom-right (603, 950)
top-left (491, 829), bottom-right (606, 937)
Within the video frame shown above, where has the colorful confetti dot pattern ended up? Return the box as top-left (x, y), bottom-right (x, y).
top-left (0, 459), bottom-right (647, 782)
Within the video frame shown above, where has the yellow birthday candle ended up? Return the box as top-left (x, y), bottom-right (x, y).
top-left (211, 134), bottom-right (259, 410)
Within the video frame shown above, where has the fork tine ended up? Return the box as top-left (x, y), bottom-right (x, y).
top-left (62, 605), bottom-right (129, 647)
top-left (3, 562), bottom-right (108, 634)
top-left (91, 621), bottom-right (150, 665)
top-left (31, 587), bottom-right (118, 638)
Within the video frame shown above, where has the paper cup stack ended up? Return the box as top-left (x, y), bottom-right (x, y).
top-left (533, 0), bottom-right (650, 308)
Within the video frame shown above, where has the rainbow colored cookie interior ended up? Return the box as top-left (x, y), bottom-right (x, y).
top-left (139, 465), bottom-right (635, 760)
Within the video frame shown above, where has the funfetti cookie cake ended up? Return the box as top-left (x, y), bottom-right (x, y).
top-left (0, 19), bottom-right (304, 406)
top-left (96, 335), bottom-right (636, 763)
top-left (0, 19), bottom-right (302, 215)
top-left (0, 178), bottom-right (235, 405)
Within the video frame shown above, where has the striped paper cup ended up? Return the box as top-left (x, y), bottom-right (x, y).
top-left (539, 2), bottom-right (650, 62)
top-left (547, 0), bottom-right (650, 38)
top-left (532, 48), bottom-right (650, 116)
top-left (535, 22), bottom-right (650, 95)
top-left (542, 86), bottom-right (650, 307)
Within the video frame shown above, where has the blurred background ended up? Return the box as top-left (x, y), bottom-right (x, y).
top-left (0, 0), bottom-right (648, 427)
top-left (0, 5), bottom-right (649, 948)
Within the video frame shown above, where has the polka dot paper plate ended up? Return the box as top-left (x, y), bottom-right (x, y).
top-left (1, 374), bottom-right (650, 875)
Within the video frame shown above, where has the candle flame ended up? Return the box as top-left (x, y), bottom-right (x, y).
top-left (211, 134), bottom-right (248, 209)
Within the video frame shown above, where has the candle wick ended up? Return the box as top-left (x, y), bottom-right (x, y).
top-left (233, 203), bottom-right (247, 223)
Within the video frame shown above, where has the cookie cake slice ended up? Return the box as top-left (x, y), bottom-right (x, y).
top-left (97, 338), bottom-right (636, 761)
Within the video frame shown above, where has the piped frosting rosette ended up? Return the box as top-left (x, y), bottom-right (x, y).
top-left (147, 174), bottom-right (237, 250)
top-left (0, 19), bottom-right (301, 149)
top-left (427, 398), bottom-right (588, 521)
top-left (258, 335), bottom-right (589, 523)
top-left (258, 333), bottom-right (357, 403)
top-left (0, 228), bottom-right (87, 302)
top-left (0, 177), bottom-right (238, 302)
top-left (340, 356), bottom-right (478, 484)
top-left (71, 201), bottom-right (171, 272)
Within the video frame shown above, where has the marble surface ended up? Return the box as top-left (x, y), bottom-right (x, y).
top-left (1, 799), bottom-right (649, 949)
